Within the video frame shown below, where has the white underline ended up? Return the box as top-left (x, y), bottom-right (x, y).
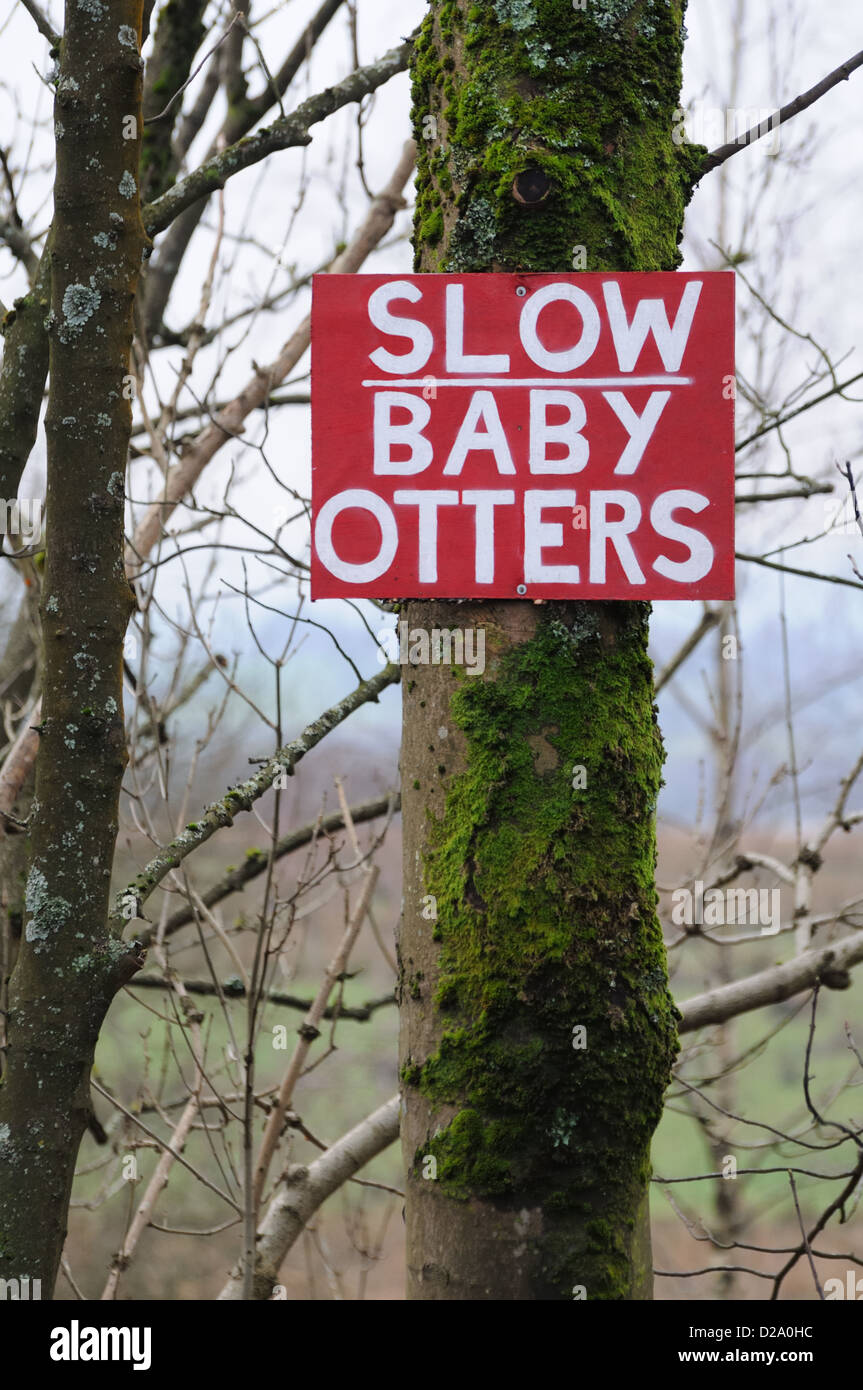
top-left (361, 377), bottom-right (692, 388)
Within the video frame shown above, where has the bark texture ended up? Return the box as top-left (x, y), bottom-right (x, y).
top-left (0, 0), bottom-right (146, 1293)
top-left (400, 0), bottom-right (701, 1300)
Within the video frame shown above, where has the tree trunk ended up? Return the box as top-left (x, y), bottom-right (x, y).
top-left (399, 0), bottom-right (701, 1300)
top-left (0, 1), bottom-right (146, 1294)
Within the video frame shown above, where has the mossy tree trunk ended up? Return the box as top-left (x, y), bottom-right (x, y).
top-left (399, 0), bottom-right (701, 1300)
top-left (0, 0), bottom-right (146, 1293)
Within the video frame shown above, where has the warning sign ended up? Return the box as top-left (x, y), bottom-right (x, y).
top-left (311, 272), bottom-right (735, 600)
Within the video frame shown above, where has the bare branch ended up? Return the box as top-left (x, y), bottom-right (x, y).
top-left (771, 1153), bottom-right (863, 1300)
top-left (0, 219), bottom-right (39, 279)
top-left (655, 609), bottom-right (720, 693)
top-left (18, 0), bottom-right (61, 48)
top-left (143, 39), bottom-right (413, 237)
top-left (702, 48), bottom-right (863, 175)
top-left (143, 0), bottom-right (349, 336)
top-left (735, 550), bottom-right (863, 591)
top-left (90, 1080), bottom-right (240, 1213)
top-left (140, 0), bottom-right (210, 203)
top-left (218, 1095), bottom-right (400, 1300)
top-left (148, 13), bottom-right (241, 126)
top-left (735, 483), bottom-right (832, 504)
top-left (678, 932), bottom-right (863, 1034)
top-left (232, 0), bottom-right (347, 139)
top-left (0, 245), bottom-right (51, 504)
top-left (160, 791), bottom-right (400, 939)
top-left (788, 1169), bottom-right (825, 1299)
top-left (251, 866), bottom-right (380, 1209)
top-left (0, 709), bottom-right (40, 837)
top-left (838, 461), bottom-right (863, 541)
top-left (114, 663), bottom-right (401, 938)
top-left (128, 138), bottom-right (415, 568)
top-left (128, 973), bottom-right (396, 1020)
top-left (735, 369), bottom-right (863, 454)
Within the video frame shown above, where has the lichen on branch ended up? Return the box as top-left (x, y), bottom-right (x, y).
top-left (111, 663), bottom-right (401, 937)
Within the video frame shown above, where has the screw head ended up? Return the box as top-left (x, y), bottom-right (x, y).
top-left (515, 286), bottom-right (527, 297)
top-left (516, 584), bottom-right (527, 595)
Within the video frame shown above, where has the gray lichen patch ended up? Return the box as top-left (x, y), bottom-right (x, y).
top-left (118, 25), bottom-right (138, 48)
top-left (118, 170), bottom-right (137, 199)
top-left (448, 197), bottom-right (498, 272)
top-left (24, 866), bottom-right (73, 951)
top-left (493, 0), bottom-right (537, 31)
top-left (591, 0), bottom-right (639, 30)
top-left (76, 0), bottom-right (107, 18)
top-left (60, 282), bottom-right (100, 340)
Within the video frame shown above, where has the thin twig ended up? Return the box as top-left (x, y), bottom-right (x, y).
top-left (787, 1170), bottom-right (825, 1299)
top-left (250, 867), bottom-right (379, 1211)
top-left (735, 551), bottom-right (863, 591)
top-left (90, 1081), bottom-right (240, 1213)
top-left (146, 14), bottom-right (243, 125)
top-left (702, 48), bottom-right (863, 174)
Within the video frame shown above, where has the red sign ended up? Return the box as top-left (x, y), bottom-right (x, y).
top-left (311, 273), bottom-right (734, 600)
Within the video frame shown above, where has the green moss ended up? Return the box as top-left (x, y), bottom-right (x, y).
top-left (419, 206), bottom-right (444, 244)
top-left (401, 1061), bottom-right (423, 1087)
top-left (412, 605), bottom-right (678, 1295)
top-left (419, 1108), bottom-right (514, 1198)
top-left (412, 0), bottom-right (705, 273)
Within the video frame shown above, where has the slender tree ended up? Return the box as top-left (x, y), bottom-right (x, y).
top-left (0, 0), bottom-right (146, 1290)
top-left (399, 0), bottom-right (703, 1300)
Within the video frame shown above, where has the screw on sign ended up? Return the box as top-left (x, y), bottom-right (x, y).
top-left (310, 273), bottom-right (735, 600)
